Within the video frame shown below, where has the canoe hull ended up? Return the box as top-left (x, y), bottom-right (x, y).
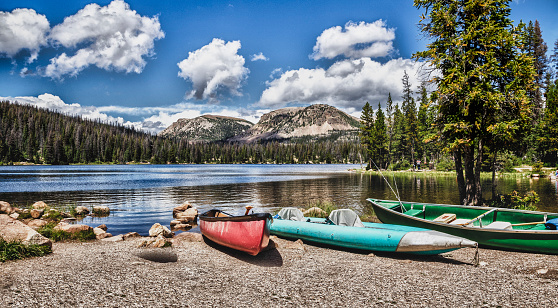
top-left (368, 199), bottom-right (558, 254)
top-left (270, 217), bottom-right (476, 255)
top-left (199, 210), bottom-right (272, 256)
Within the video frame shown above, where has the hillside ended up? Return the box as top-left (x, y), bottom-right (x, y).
top-left (229, 104), bottom-right (360, 143)
top-left (158, 115), bottom-right (253, 142)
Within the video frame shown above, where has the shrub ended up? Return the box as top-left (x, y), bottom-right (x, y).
top-left (304, 200), bottom-right (337, 217)
top-left (489, 190), bottom-right (540, 211)
top-left (37, 223), bottom-right (96, 242)
top-left (0, 239), bottom-right (52, 262)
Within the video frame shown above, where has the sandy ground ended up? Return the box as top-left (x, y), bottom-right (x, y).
top-left (1, 236), bottom-right (558, 307)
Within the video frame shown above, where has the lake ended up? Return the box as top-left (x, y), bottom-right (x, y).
top-left (1, 164), bottom-right (557, 236)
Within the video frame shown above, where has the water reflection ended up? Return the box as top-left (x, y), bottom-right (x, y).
top-left (1, 165), bottom-right (558, 235)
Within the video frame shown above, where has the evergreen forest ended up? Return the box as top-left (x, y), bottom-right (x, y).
top-left (0, 101), bottom-right (361, 165)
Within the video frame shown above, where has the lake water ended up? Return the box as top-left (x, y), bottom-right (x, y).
top-left (1, 164), bottom-right (558, 236)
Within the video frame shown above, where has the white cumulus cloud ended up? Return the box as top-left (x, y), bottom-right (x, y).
top-left (0, 8), bottom-right (50, 63)
top-left (43, 0), bottom-right (164, 78)
top-left (177, 38), bottom-right (249, 102)
top-left (251, 52), bottom-right (268, 61)
top-left (311, 20), bottom-right (395, 60)
top-left (258, 57), bottom-right (424, 111)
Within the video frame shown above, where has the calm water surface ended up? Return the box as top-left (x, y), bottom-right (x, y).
top-left (1, 164), bottom-right (557, 235)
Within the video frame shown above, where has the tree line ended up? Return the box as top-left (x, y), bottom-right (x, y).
top-left (360, 0), bottom-right (558, 205)
top-left (0, 101), bottom-right (362, 165)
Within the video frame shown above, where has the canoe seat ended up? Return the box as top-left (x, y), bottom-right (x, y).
top-left (277, 207), bottom-right (305, 221)
top-left (485, 221), bottom-right (513, 230)
top-left (329, 209), bottom-right (365, 227)
top-left (404, 209), bottom-right (424, 217)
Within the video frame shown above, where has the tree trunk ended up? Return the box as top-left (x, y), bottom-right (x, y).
top-left (453, 149), bottom-right (466, 204)
top-left (491, 151), bottom-right (497, 200)
top-left (462, 145), bottom-right (478, 205)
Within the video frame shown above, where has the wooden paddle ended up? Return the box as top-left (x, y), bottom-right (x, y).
top-left (510, 221), bottom-right (546, 227)
top-left (456, 208), bottom-right (498, 226)
top-left (244, 205), bottom-right (254, 215)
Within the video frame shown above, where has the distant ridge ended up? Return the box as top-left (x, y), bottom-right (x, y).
top-left (158, 114), bottom-right (253, 142)
top-left (228, 104), bottom-right (360, 143)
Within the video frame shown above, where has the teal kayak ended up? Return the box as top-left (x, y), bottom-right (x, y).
top-left (270, 208), bottom-right (477, 255)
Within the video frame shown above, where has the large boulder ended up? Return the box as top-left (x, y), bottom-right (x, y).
top-left (0, 214), bottom-right (52, 248)
top-left (54, 222), bottom-right (92, 233)
top-left (32, 201), bottom-right (49, 210)
top-left (0, 201), bottom-right (15, 214)
top-left (148, 223), bottom-right (173, 238)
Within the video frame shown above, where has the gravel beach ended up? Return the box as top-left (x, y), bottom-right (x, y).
top-left (1, 235), bottom-right (558, 307)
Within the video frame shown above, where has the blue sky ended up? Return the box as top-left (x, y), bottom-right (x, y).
top-left (1, 0), bottom-right (557, 133)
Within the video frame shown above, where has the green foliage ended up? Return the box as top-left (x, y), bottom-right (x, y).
top-left (489, 191), bottom-right (540, 211)
top-left (37, 223), bottom-right (96, 242)
top-left (413, 0), bottom-right (536, 205)
top-left (532, 162), bottom-right (544, 174)
top-left (435, 157), bottom-right (455, 172)
top-left (0, 101), bottom-right (364, 165)
top-left (0, 239), bottom-right (52, 262)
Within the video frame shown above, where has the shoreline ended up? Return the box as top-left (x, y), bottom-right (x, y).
top-left (1, 236), bottom-right (558, 307)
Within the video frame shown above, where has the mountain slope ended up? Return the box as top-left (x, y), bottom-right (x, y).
top-left (158, 114), bottom-right (253, 142)
top-left (229, 104), bottom-right (360, 143)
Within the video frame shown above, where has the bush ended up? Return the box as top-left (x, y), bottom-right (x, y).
top-left (435, 157), bottom-right (455, 171)
top-left (37, 223), bottom-right (96, 242)
top-left (304, 200), bottom-right (336, 217)
top-left (0, 239), bottom-right (52, 262)
top-left (489, 190), bottom-right (540, 211)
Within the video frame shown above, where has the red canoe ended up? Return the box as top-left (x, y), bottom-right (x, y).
top-left (199, 209), bottom-right (272, 256)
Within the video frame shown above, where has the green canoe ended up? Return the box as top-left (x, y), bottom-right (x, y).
top-left (368, 198), bottom-right (558, 254)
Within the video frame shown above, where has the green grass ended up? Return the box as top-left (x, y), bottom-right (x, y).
top-left (37, 222), bottom-right (96, 242)
top-left (0, 239), bottom-right (52, 262)
top-left (303, 200), bottom-right (337, 217)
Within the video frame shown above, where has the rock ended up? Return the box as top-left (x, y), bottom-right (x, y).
top-left (93, 227), bottom-right (106, 236)
top-left (171, 232), bottom-right (203, 246)
top-left (27, 219), bottom-right (49, 230)
top-left (171, 223), bottom-right (193, 231)
top-left (148, 223), bottom-right (173, 238)
top-left (0, 201), bottom-right (14, 214)
top-left (32, 201), bottom-right (49, 210)
top-left (9, 213), bottom-right (19, 220)
top-left (92, 206), bottom-right (110, 215)
top-left (152, 234), bottom-right (171, 248)
top-left (54, 222), bottom-right (92, 233)
top-left (96, 224), bottom-right (108, 231)
top-left (123, 232), bottom-right (141, 240)
top-left (169, 220), bottom-right (182, 227)
top-left (0, 214), bottom-right (52, 248)
top-left (96, 232), bottom-right (112, 240)
top-left (74, 206), bottom-right (89, 215)
top-left (137, 238), bottom-right (155, 248)
top-left (175, 208), bottom-right (198, 222)
top-left (102, 234), bottom-right (124, 242)
top-left (173, 201), bottom-right (192, 217)
top-left (303, 207), bottom-right (327, 217)
top-left (30, 209), bottom-right (44, 219)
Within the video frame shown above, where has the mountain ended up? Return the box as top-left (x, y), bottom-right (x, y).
top-left (158, 114), bottom-right (253, 142)
top-left (229, 104), bottom-right (360, 143)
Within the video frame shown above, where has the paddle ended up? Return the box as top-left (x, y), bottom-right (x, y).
top-left (456, 208), bottom-right (498, 226)
top-left (244, 205), bottom-right (254, 215)
top-left (510, 221), bottom-right (546, 227)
